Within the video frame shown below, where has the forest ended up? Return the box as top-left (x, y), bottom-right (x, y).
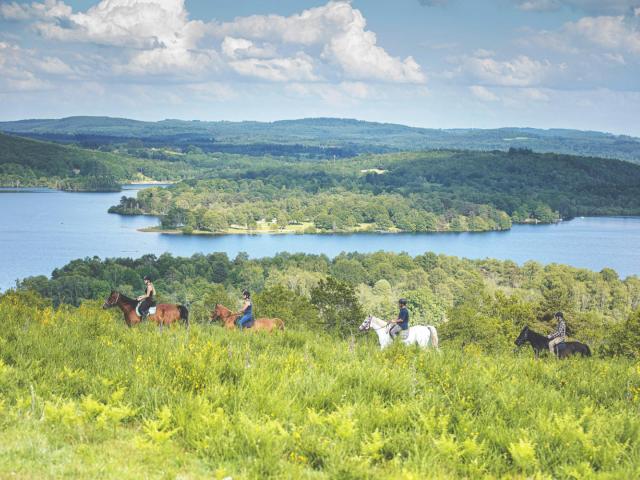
top-left (2, 116), bottom-right (639, 162)
top-left (109, 149), bottom-right (640, 234)
top-left (0, 133), bottom-right (198, 191)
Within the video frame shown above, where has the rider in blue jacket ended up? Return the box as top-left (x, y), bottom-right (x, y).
top-left (389, 298), bottom-right (409, 340)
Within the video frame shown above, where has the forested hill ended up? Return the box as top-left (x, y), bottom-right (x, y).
top-left (112, 149), bottom-right (640, 234)
top-left (1, 116), bottom-right (638, 162)
top-left (0, 133), bottom-right (197, 191)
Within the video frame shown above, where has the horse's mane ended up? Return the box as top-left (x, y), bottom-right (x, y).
top-left (368, 316), bottom-right (388, 327)
top-left (216, 303), bottom-right (233, 314)
top-left (524, 327), bottom-right (548, 342)
top-left (115, 291), bottom-right (138, 306)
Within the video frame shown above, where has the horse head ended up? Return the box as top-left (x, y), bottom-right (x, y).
top-left (358, 315), bottom-right (373, 332)
top-left (211, 303), bottom-right (235, 323)
top-left (514, 325), bottom-right (529, 346)
top-left (103, 290), bottom-right (120, 309)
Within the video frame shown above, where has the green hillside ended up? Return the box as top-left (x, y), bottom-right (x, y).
top-left (1, 116), bottom-right (639, 162)
top-left (0, 133), bottom-right (197, 191)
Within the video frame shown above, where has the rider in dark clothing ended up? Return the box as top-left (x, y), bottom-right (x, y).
top-left (137, 275), bottom-right (156, 318)
top-left (389, 298), bottom-right (409, 340)
top-left (237, 289), bottom-right (254, 329)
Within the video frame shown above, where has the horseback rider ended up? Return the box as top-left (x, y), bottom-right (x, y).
top-left (236, 289), bottom-right (254, 330)
top-left (548, 311), bottom-right (567, 356)
top-left (137, 275), bottom-right (156, 319)
top-left (389, 298), bottom-right (409, 341)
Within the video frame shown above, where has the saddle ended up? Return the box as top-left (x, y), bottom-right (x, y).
top-left (136, 303), bottom-right (157, 317)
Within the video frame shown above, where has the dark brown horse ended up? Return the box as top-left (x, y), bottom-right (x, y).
top-left (210, 303), bottom-right (284, 332)
top-left (103, 291), bottom-right (189, 328)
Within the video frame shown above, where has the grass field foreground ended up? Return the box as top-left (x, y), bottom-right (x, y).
top-left (0, 293), bottom-right (639, 479)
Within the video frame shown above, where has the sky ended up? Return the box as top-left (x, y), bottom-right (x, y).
top-left (1, 0), bottom-right (639, 135)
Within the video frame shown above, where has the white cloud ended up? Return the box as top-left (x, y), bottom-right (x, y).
top-left (5, 0), bottom-right (213, 74)
top-left (469, 85), bottom-right (499, 101)
top-left (221, 37), bottom-right (277, 60)
top-left (2, 0), bottom-right (426, 85)
top-left (457, 54), bottom-right (554, 87)
top-left (213, 1), bottom-right (426, 83)
top-left (186, 82), bottom-right (237, 101)
top-left (564, 15), bottom-right (640, 54)
top-left (285, 81), bottom-right (378, 104)
top-left (0, 2), bottom-right (31, 20)
top-left (519, 88), bottom-right (551, 101)
top-left (513, 0), bottom-right (639, 15)
top-left (529, 11), bottom-right (640, 56)
top-left (0, 42), bottom-right (53, 92)
top-left (34, 56), bottom-right (74, 75)
top-left (229, 53), bottom-right (319, 82)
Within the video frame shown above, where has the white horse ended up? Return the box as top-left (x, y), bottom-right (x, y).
top-left (358, 315), bottom-right (439, 349)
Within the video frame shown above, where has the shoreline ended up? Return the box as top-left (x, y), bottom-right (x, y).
top-left (125, 180), bottom-right (177, 185)
top-left (136, 224), bottom-right (518, 236)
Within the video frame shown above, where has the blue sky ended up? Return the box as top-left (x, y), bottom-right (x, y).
top-left (1, 0), bottom-right (639, 135)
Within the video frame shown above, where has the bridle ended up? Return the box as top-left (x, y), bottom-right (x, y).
top-left (105, 292), bottom-right (120, 307)
top-left (360, 316), bottom-right (391, 332)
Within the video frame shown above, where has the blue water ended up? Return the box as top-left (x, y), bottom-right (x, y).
top-left (1, 186), bottom-right (639, 290)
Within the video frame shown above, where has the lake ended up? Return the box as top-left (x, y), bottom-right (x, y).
top-left (1, 186), bottom-right (639, 290)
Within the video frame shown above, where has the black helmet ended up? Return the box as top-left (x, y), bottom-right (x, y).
top-left (554, 311), bottom-right (564, 319)
top-left (143, 275), bottom-right (152, 282)
top-left (399, 298), bottom-right (407, 306)
top-left (242, 289), bottom-right (250, 298)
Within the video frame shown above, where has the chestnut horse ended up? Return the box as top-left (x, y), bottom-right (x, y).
top-left (103, 291), bottom-right (189, 328)
top-left (210, 303), bottom-right (284, 332)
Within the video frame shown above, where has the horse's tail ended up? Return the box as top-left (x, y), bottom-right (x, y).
top-left (584, 344), bottom-right (592, 357)
top-left (428, 325), bottom-right (439, 349)
top-left (178, 305), bottom-right (189, 328)
top-left (277, 318), bottom-right (285, 331)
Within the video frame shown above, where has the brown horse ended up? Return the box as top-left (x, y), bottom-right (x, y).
top-left (210, 303), bottom-right (284, 332)
top-left (103, 291), bottom-right (189, 328)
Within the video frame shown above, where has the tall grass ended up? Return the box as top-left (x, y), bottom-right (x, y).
top-left (1, 294), bottom-right (639, 479)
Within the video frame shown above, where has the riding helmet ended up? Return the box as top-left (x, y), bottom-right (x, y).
top-left (143, 275), bottom-right (153, 282)
top-left (399, 298), bottom-right (407, 306)
top-left (242, 289), bottom-right (250, 298)
top-left (554, 311), bottom-right (564, 319)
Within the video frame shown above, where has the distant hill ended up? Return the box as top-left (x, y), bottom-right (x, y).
top-left (1, 116), bottom-right (639, 162)
top-left (0, 133), bottom-right (191, 191)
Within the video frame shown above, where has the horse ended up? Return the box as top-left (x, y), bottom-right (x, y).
top-left (358, 315), bottom-right (438, 349)
top-left (514, 326), bottom-right (591, 359)
top-left (103, 291), bottom-right (189, 328)
top-left (210, 303), bottom-right (285, 333)
top-left (555, 341), bottom-right (591, 358)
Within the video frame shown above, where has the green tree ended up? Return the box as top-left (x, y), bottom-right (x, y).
top-left (254, 285), bottom-right (320, 330)
top-left (311, 277), bottom-right (364, 335)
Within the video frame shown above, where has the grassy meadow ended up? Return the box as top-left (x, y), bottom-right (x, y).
top-left (0, 293), bottom-right (639, 479)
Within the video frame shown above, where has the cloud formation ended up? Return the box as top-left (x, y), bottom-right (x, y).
top-left (212, 1), bottom-right (426, 83)
top-left (513, 0), bottom-right (639, 15)
top-left (528, 8), bottom-right (640, 58)
top-left (454, 53), bottom-right (556, 87)
top-left (0, 41), bottom-right (74, 92)
top-left (0, 0), bottom-right (426, 85)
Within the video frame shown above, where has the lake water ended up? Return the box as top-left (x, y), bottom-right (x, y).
top-left (1, 186), bottom-right (639, 290)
